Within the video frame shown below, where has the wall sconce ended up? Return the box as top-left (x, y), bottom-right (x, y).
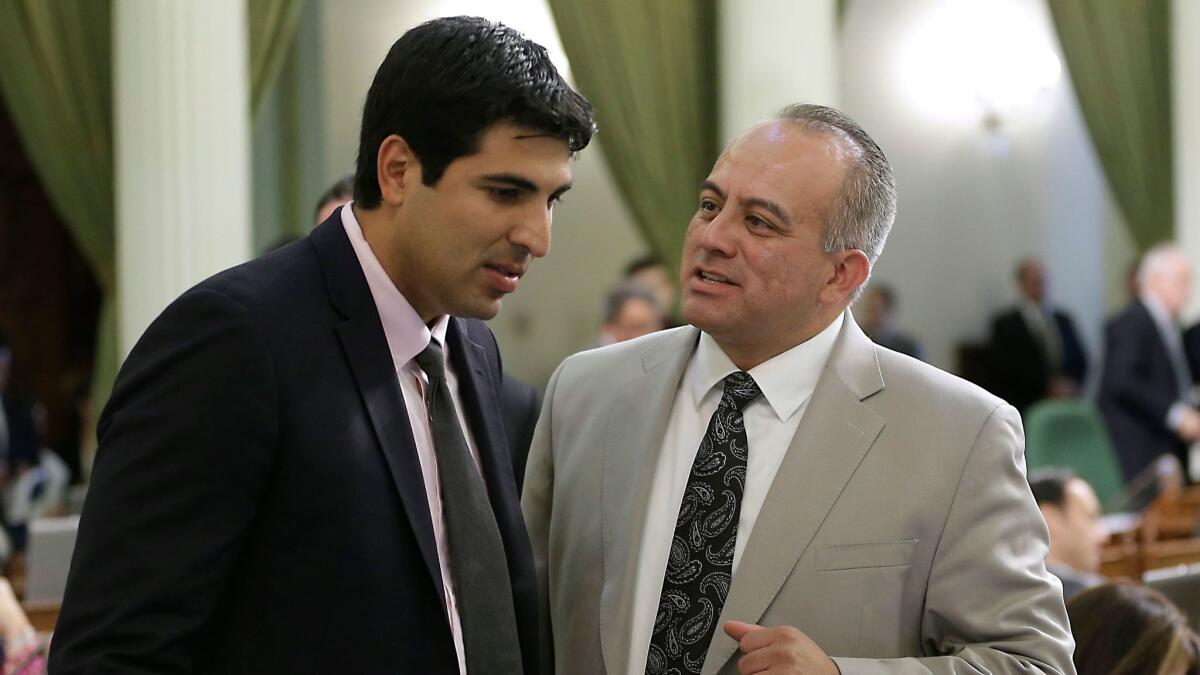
top-left (897, 0), bottom-right (1062, 133)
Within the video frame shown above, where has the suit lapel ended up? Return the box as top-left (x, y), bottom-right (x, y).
top-left (311, 213), bottom-right (446, 603)
top-left (600, 328), bottom-right (700, 675)
top-left (702, 314), bottom-right (886, 675)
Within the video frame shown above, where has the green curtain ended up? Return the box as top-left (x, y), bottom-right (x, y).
top-left (0, 0), bottom-right (304, 476)
top-left (0, 0), bottom-right (118, 471)
top-left (1048, 0), bottom-right (1173, 251)
top-left (547, 0), bottom-right (719, 274)
top-left (248, 0), bottom-right (303, 123)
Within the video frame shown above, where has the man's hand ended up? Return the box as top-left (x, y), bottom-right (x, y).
top-left (1178, 407), bottom-right (1200, 442)
top-left (724, 620), bottom-right (839, 674)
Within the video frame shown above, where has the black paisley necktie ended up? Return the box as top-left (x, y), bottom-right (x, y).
top-left (646, 371), bottom-right (762, 675)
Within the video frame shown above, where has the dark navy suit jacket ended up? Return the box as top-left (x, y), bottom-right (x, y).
top-left (51, 211), bottom-right (538, 674)
top-left (989, 306), bottom-right (1088, 414)
top-left (0, 395), bottom-right (39, 472)
top-left (1098, 301), bottom-right (1187, 481)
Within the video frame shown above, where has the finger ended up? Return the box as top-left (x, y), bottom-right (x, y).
top-left (724, 620), bottom-right (762, 644)
top-left (736, 646), bottom-right (780, 674)
top-left (739, 625), bottom-right (791, 653)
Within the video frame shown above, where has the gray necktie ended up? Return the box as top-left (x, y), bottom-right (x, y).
top-left (415, 339), bottom-right (523, 675)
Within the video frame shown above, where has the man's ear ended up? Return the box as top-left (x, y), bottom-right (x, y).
top-left (820, 249), bottom-right (871, 305)
top-left (376, 134), bottom-right (418, 207)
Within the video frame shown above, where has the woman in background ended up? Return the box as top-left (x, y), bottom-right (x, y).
top-left (1068, 581), bottom-right (1200, 675)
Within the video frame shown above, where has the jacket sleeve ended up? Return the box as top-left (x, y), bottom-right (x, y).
top-left (49, 288), bottom-right (278, 674)
top-left (832, 405), bottom-right (1076, 674)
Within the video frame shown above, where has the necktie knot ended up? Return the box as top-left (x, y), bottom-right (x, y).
top-left (415, 339), bottom-right (446, 380)
top-left (722, 371), bottom-right (761, 411)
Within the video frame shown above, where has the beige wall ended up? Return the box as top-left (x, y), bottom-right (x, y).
top-left (843, 0), bottom-right (1114, 379)
top-left (719, 0), bottom-right (838, 140)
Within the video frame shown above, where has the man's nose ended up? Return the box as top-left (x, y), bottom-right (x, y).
top-left (693, 210), bottom-right (737, 258)
top-left (510, 206), bottom-right (552, 258)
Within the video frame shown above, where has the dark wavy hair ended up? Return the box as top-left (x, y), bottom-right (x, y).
top-left (353, 16), bottom-right (595, 207)
top-left (1068, 581), bottom-right (1200, 675)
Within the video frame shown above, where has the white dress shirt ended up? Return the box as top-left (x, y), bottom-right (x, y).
top-left (1018, 299), bottom-right (1061, 369)
top-left (343, 204), bottom-right (482, 675)
top-left (627, 312), bottom-right (844, 673)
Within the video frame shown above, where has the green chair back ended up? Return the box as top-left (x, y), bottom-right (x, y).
top-left (1023, 399), bottom-right (1127, 512)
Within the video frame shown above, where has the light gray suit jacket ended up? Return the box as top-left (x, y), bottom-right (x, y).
top-left (522, 314), bottom-right (1075, 674)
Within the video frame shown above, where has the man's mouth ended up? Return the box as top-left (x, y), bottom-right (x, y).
top-left (484, 263), bottom-right (525, 294)
top-left (696, 269), bottom-right (735, 285)
top-left (485, 263), bottom-right (524, 280)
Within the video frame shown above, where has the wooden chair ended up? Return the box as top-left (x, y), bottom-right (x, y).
top-left (1135, 486), bottom-right (1200, 576)
top-left (1143, 486), bottom-right (1200, 541)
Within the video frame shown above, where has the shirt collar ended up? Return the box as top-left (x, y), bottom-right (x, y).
top-left (1018, 298), bottom-right (1046, 318)
top-left (690, 312), bottom-right (845, 422)
top-left (341, 204), bottom-right (450, 373)
top-left (1141, 293), bottom-right (1174, 328)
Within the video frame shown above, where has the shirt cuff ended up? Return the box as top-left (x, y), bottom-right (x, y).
top-left (1168, 402), bottom-right (1192, 431)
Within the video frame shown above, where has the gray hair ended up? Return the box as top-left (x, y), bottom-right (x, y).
top-left (1137, 242), bottom-right (1188, 287)
top-left (773, 104), bottom-right (897, 299)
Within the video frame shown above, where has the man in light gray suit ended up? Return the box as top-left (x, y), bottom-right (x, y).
top-left (522, 104), bottom-right (1074, 674)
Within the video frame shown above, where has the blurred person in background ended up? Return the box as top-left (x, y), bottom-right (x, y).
top-left (859, 282), bottom-right (923, 359)
top-left (0, 332), bottom-right (40, 557)
top-left (989, 258), bottom-right (1088, 414)
top-left (4, 404), bottom-right (71, 521)
top-left (1098, 244), bottom-right (1200, 484)
top-left (265, 174), bottom-right (355, 255)
top-left (624, 255), bottom-right (675, 314)
top-left (1068, 581), bottom-right (1200, 675)
top-left (593, 282), bottom-right (665, 347)
top-left (313, 173), bottom-right (354, 226)
top-left (1029, 468), bottom-right (1107, 600)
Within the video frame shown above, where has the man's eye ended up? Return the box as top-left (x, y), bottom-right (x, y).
top-left (747, 215), bottom-right (772, 230)
top-left (699, 199), bottom-right (718, 213)
top-left (489, 187), bottom-right (521, 201)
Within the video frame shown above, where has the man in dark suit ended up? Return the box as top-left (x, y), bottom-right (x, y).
top-left (50, 16), bottom-right (593, 674)
top-left (989, 258), bottom-right (1088, 414)
top-left (1099, 244), bottom-right (1200, 483)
